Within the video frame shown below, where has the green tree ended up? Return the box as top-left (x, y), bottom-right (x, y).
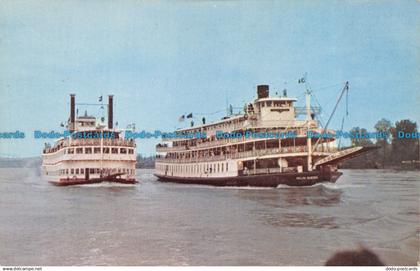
top-left (349, 127), bottom-right (374, 147)
top-left (374, 118), bottom-right (392, 145)
top-left (390, 119), bottom-right (418, 163)
top-left (374, 118), bottom-right (393, 167)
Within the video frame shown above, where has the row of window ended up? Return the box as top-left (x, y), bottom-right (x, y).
top-left (59, 168), bottom-right (135, 176)
top-left (258, 100), bottom-right (291, 107)
top-left (65, 147), bottom-right (134, 155)
top-left (173, 118), bottom-right (244, 146)
top-left (157, 162), bottom-right (229, 174)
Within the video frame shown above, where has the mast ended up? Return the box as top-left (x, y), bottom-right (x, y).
top-left (102, 95), bottom-right (114, 178)
top-left (100, 95), bottom-right (104, 178)
top-left (311, 82), bottom-right (349, 156)
top-left (100, 128), bottom-right (103, 178)
top-left (306, 88), bottom-right (313, 172)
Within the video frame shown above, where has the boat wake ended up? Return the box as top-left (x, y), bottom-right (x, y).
top-left (72, 182), bottom-right (138, 188)
top-left (319, 182), bottom-right (366, 189)
top-left (216, 185), bottom-right (274, 190)
top-left (276, 182), bottom-right (365, 189)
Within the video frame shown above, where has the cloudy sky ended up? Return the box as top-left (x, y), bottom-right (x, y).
top-left (0, 0), bottom-right (419, 157)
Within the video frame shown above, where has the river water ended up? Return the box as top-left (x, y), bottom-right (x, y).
top-left (0, 168), bottom-right (418, 265)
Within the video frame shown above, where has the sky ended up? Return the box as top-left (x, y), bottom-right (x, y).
top-left (0, 0), bottom-right (419, 157)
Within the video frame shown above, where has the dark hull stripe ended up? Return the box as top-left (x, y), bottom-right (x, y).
top-left (49, 178), bottom-right (137, 186)
top-left (155, 171), bottom-right (342, 187)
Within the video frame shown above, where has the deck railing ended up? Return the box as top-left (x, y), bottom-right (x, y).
top-left (240, 167), bottom-right (283, 175)
top-left (44, 139), bottom-right (135, 154)
top-left (156, 127), bottom-right (336, 152)
top-left (156, 145), bottom-right (337, 163)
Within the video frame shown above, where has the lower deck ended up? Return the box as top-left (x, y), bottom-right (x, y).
top-left (48, 174), bottom-right (138, 186)
top-left (42, 159), bottom-right (137, 185)
top-left (155, 155), bottom-right (318, 179)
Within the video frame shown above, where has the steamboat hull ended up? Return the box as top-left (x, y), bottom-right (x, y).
top-left (49, 177), bottom-right (137, 186)
top-left (155, 170), bottom-right (342, 187)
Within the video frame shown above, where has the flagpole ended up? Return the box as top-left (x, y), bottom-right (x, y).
top-left (100, 128), bottom-right (103, 178)
top-left (99, 95), bottom-right (104, 179)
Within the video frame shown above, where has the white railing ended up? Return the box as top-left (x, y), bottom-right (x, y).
top-left (156, 145), bottom-right (337, 163)
top-left (44, 139), bottom-right (135, 154)
top-left (241, 167), bottom-right (283, 175)
top-left (43, 153), bottom-right (137, 165)
top-left (156, 145), bottom-right (186, 152)
top-left (156, 127), bottom-right (336, 152)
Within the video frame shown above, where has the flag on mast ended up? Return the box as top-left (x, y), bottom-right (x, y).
top-left (298, 72), bottom-right (307, 84)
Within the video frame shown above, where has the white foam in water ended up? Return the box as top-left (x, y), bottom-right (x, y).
top-left (320, 182), bottom-right (366, 189)
top-left (276, 184), bottom-right (294, 189)
top-left (276, 182), bottom-right (365, 189)
top-left (73, 183), bottom-right (138, 188)
top-left (217, 186), bottom-right (274, 190)
top-left (276, 183), bottom-right (323, 189)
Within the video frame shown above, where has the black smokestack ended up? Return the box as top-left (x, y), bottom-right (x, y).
top-left (108, 95), bottom-right (113, 129)
top-left (70, 94), bottom-right (75, 132)
top-left (257, 85), bottom-right (269, 99)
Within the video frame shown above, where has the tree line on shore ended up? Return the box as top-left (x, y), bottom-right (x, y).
top-left (340, 118), bottom-right (419, 169)
top-left (136, 155), bottom-right (155, 168)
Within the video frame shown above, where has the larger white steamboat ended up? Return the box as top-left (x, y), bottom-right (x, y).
top-left (42, 95), bottom-right (137, 186)
top-left (155, 83), bottom-right (376, 187)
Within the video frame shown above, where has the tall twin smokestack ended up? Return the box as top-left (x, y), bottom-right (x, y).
top-left (70, 94), bottom-right (75, 132)
top-left (108, 95), bottom-right (113, 129)
top-left (69, 94), bottom-right (114, 131)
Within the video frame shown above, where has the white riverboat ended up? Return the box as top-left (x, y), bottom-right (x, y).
top-left (155, 83), bottom-right (377, 187)
top-left (42, 94), bottom-right (137, 186)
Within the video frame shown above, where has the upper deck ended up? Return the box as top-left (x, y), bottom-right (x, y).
top-left (161, 85), bottom-right (319, 143)
top-left (43, 94), bottom-right (136, 155)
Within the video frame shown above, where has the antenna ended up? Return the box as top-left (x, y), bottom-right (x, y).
top-left (225, 89), bottom-right (229, 116)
